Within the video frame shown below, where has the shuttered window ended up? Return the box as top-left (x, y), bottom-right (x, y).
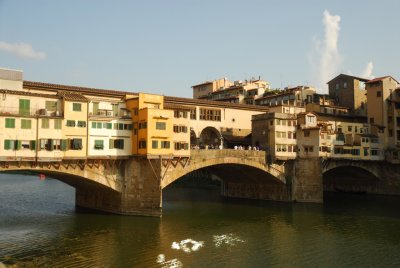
top-left (19, 99), bottom-right (30, 116)
top-left (5, 118), bottom-right (15, 128)
top-left (21, 119), bottom-right (32, 129)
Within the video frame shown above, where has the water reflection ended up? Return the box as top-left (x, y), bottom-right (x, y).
top-left (1, 174), bottom-right (400, 267)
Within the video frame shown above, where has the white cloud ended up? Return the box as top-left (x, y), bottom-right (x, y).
top-left (362, 61), bottom-right (374, 79)
top-left (0, 41), bottom-right (46, 60)
top-left (311, 10), bottom-right (342, 93)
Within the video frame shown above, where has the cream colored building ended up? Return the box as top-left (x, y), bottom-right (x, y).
top-left (88, 97), bottom-right (132, 157)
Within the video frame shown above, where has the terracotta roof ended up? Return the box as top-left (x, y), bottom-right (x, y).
top-left (0, 89), bottom-right (60, 99)
top-left (57, 91), bottom-right (88, 101)
top-left (23, 80), bottom-right (133, 97)
top-left (164, 96), bottom-right (270, 112)
top-left (365, 76), bottom-right (399, 84)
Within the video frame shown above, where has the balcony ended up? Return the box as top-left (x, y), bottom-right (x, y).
top-left (0, 107), bottom-right (62, 117)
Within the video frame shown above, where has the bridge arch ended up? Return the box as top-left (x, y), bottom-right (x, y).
top-left (0, 161), bottom-right (122, 193)
top-left (161, 150), bottom-right (286, 189)
top-left (322, 161), bottom-right (382, 193)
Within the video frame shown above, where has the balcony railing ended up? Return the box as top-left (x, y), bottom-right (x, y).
top-left (0, 107), bottom-right (63, 117)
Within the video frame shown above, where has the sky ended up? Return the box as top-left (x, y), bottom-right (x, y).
top-left (0, 0), bottom-right (399, 97)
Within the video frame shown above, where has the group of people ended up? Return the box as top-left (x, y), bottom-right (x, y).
top-left (191, 144), bottom-right (223, 150)
top-left (233, 145), bottom-right (262, 151)
top-left (191, 144), bottom-right (263, 151)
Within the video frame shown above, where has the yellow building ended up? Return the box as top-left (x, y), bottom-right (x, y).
top-left (126, 93), bottom-right (174, 157)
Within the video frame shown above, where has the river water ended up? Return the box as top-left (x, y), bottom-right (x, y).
top-left (1, 173), bottom-right (400, 267)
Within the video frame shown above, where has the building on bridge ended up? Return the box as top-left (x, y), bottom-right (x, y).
top-left (192, 77), bottom-right (269, 104)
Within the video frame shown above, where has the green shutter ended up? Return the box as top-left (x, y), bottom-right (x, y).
top-left (109, 139), bottom-right (114, 149)
top-left (92, 122), bottom-right (96, 128)
top-left (61, 139), bottom-right (67, 151)
top-left (5, 118), bottom-right (15, 128)
top-left (93, 102), bottom-right (99, 114)
top-left (4, 140), bottom-right (10, 150)
top-left (30, 140), bottom-right (36, 150)
top-left (54, 119), bottom-right (62, 129)
top-left (19, 99), bottom-right (30, 116)
top-left (16, 140), bottom-right (22, 150)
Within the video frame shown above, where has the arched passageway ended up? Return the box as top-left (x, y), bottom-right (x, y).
top-left (164, 163), bottom-right (289, 202)
top-left (323, 166), bottom-right (382, 194)
top-left (199, 127), bottom-right (221, 148)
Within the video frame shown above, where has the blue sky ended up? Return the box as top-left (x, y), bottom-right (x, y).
top-left (0, 0), bottom-right (399, 97)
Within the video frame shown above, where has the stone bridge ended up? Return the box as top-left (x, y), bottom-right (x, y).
top-left (1, 151), bottom-right (400, 217)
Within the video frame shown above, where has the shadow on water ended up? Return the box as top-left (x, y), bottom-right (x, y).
top-left (2, 173), bottom-right (400, 267)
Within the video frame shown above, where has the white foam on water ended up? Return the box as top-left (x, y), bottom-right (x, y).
top-left (171, 242), bottom-right (180, 250)
top-left (157, 254), bottom-right (166, 263)
top-left (213, 233), bottom-right (245, 247)
top-left (171, 238), bottom-right (204, 253)
top-left (161, 258), bottom-right (183, 268)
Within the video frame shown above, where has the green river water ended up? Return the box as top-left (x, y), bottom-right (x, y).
top-left (1, 174), bottom-right (400, 267)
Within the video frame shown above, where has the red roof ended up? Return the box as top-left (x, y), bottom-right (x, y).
top-left (365, 76), bottom-right (399, 84)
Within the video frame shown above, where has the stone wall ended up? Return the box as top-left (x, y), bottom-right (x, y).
top-left (291, 157), bottom-right (323, 202)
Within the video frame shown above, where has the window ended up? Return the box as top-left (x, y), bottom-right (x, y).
top-left (276, 131), bottom-right (287, 138)
top-left (105, 123), bottom-right (112, 129)
top-left (66, 120), bottom-right (75, 127)
top-left (97, 122), bottom-right (102, 129)
top-left (92, 102), bottom-right (99, 115)
top-left (111, 104), bottom-right (119, 116)
top-left (190, 108), bottom-right (196, 120)
top-left (139, 140), bottom-right (146, 149)
top-left (173, 125), bottom-right (188, 133)
top-left (53, 139), bottom-right (61, 150)
top-left (276, 144), bottom-right (287, 152)
top-left (21, 119), bottom-right (31, 129)
top-left (156, 122), bottom-right (166, 130)
top-left (174, 142), bottom-right (189, 150)
top-left (371, 149), bottom-right (379, 156)
top-left (348, 126), bottom-right (352, 132)
top-left (377, 91), bottom-right (382, 97)
top-left (5, 118), bottom-right (15, 128)
top-left (94, 140), bottom-right (104, 150)
top-left (45, 101), bottom-right (58, 111)
top-left (363, 147), bottom-right (369, 156)
top-left (343, 82), bottom-right (347, 88)
top-left (199, 109), bottom-right (221, 121)
top-left (77, 121), bottom-right (86, 127)
top-left (139, 122), bottom-right (147, 129)
top-left (42, 118), bottom-right (50, 129)
top-left (370, 117), bottom-right (374, 124)
top-left (304, 130), bottom-right (310, 137)
top-left (70, 139), bottom-right (82, 150)
top-left (112, 139), bottom-right (124, 149)
top-left (72, 103), bottom-right (82, 111)
top-left (54, 119), bottom-right (62, 129)
top-left (306, 115), bottom-right (315, 124)
top-left (152, 140), bottom-right (158, 149)
top-left (19, 99), bottom-right (30, 116)
top-left (161, 141), bottom-right (170, 149)
top-left (389, 129), bottom-right (393, 137)
top-left (4, 140), bottom-right (15, 150)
